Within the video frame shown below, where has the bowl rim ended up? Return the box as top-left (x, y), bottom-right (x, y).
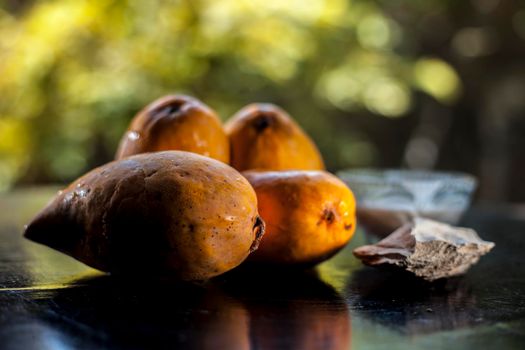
top-left (337, 168), bottom-right (478, 188)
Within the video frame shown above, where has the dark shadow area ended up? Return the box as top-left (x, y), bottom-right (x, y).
top-left (0, 269), bottom-right (351, 350)
top-left (1, 275), bottom-right (249, 350)
top-left (346, 267), bottom-right (481, 334)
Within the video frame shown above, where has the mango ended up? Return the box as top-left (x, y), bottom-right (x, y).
top-left (25, 151), bottom-right (264, 280)
top-left (225, 104), bottom-right (325, 171)
top-left (243, 170), bottom-right (356, 265)
top-left (116, 95), bottom-right (230, 163)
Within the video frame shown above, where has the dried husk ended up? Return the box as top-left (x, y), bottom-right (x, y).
top-left (353, 218), bottom-right (495, 281)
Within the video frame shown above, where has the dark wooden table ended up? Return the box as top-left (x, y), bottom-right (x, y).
top-left (1, 188), bottom-right (524, 349)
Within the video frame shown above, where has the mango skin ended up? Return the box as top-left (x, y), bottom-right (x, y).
top-left (116, 95), bottom-right (230, 163)
top-left (225, 104), bottom-right (325, 171)
top-left (243, 170), bottom-right (356, 265)
top-left (25, 151), bottom-right (264, 280)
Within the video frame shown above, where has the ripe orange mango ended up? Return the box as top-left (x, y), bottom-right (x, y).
top-left (25, 151), bottom-right (264, 280)
top-left (116, 95), bottom-right (230, 163)
top-left (243, 170), bottom-right (356, 265)
top-left (225, 104), bottom-right (324, 171)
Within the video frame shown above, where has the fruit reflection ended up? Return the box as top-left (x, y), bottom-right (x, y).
top-left (45, 270), bottom-right (351, 349)
top-left (221, 268), bottom-right (352, 350)
top-left (48, 275), bottom-right (250, 349)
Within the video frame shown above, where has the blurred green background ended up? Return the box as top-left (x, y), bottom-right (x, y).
top-left (1, 0), bottom-right (524, 201)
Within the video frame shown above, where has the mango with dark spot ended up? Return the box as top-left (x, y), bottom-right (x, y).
top-left (25, 151), bottom-right (264, 280)
top-left (116, 95), bottom-right (230, 163)
top-left (242, 170), bottom-right (356, 265)
top-left (225, 103), bottom-right (325, 171)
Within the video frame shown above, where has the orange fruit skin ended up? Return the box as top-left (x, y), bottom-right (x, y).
top-left (116, 95), bottom-right (230, 163)
top-left (243, 170), bottom-right (356, 265)
top-left (225, 103), bottom-right (325, 171)
top-left (25, 151), bottom-right (263, 280)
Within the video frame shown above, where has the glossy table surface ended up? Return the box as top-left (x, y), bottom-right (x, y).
top-left (0, 188), bottom-right (524, 350)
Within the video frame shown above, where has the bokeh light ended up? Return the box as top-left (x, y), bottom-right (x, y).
top-left (0, 0), bottom-right (524, 202)
top-left (414, 58), bottom-right (462, 104)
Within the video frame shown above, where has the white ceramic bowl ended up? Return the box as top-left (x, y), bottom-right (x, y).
top-left (337, 169), bottom-right (477, 236)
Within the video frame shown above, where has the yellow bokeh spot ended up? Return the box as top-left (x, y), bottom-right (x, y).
top-left (357, 14), bottom-right (393, 49)
top-left (0, 118), bottom-right (31, 191)
top-left (414, 58), bottom-right (462, 103)
top-left (364, 77), bottom-right (411, 117)
top-left (317, 68), bottom-right (361, 110)
top-left (240, 18), bottom-right (314, 81)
